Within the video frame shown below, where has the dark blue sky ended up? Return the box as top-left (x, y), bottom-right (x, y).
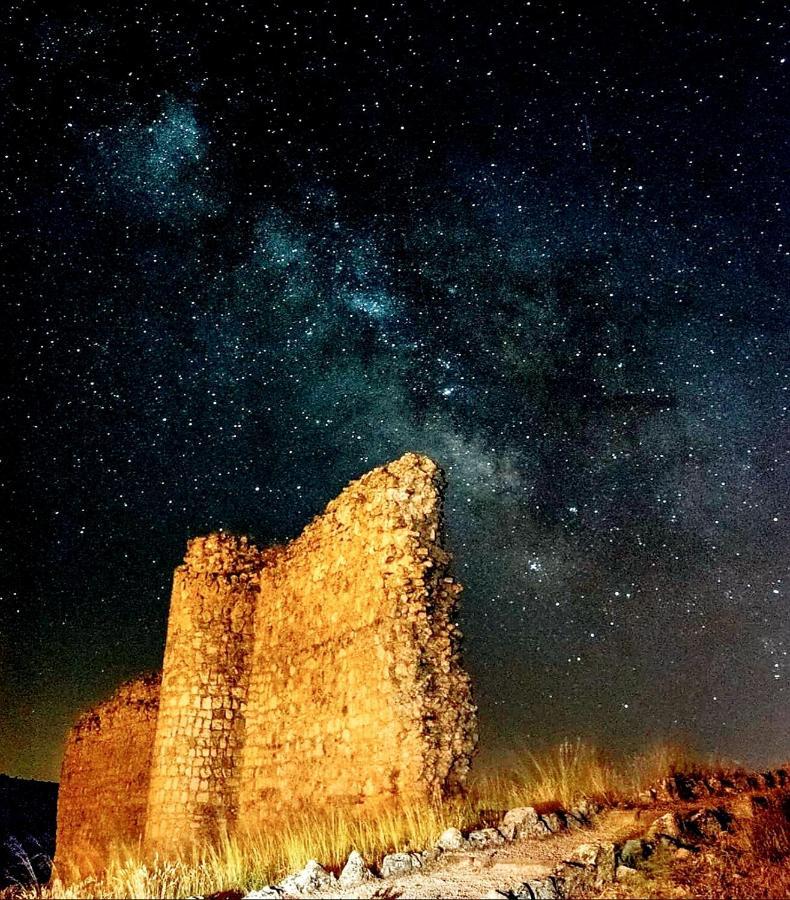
top-left (1, 0), bottom-right (787, 780)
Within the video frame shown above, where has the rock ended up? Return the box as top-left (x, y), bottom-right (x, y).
top-left (467, 827), bottom-right (506, 848)
top-left (540, 812), bottom-right (563, 833)
top-left (558, 864), bottom-right (596, 896)
top-left (500, 807), bottom-right (548, 841)
top-left (436, 827), bottom-right (466, 850)
top-left (380, 851), bottom-right (422, 878)
top-left (567, 842), bottom-right (600, 867)
top-left (243, 889), bottom-right (284, 900)
top-left (566, 799), bottom-right (596, 829)
top-left (566, 841), bottom-right (616, 884)
top-left (575, 798), bottom-right (600, 818)
top-left (597, 841), bottom-right (616, 880)
top-left (482, 892), bottom-right (510, 899)
top-left (619, 838), bottom-right (650, 868)
top-left (338, 850), bottom-right (376, 888)
top-left (689, 808), bottom-right (726, 840)
top-left (616, 864), bottom-right (639, 881)
top-left (516, 877), bottom-right (564, 899)
top-left (646, 812), bottom-right (682, 840)
top-left (277, 860), bottom-right (336, 896)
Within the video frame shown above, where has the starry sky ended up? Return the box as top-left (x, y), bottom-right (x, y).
top-left (2, 1), bottom-right (788, 782)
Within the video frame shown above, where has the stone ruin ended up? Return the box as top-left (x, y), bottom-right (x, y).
top-left (54, 453), bottom-right (477, 875)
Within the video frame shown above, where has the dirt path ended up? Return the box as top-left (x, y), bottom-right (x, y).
top-left (318, 809), bottom-right (642, 899)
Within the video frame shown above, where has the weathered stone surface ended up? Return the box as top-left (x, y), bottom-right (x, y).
top-left (688, 808), bottom-right (726, 840)
top-left (244, 888), bottom-right (285, 899)
top-left (540, 812), bottom-right (563, 833)
top-left (619, 838), bottom-right (650, 868)
top-left (646, 812), bottom-right (682, 840)
top-left (238, 453), bottom-right (477, 826)
top-left (500, 806), bottom-right (547, 841)
top-left (380, 851), bottom-right (422, 878)
top-left (567, 842), bottom-right (601, 867)
top-left (278, 860), bottom-right (336, 895)
top-left (616, 864), bottom-right (639, 881)
top-left (338, 850), bottom-right (376, 888)
top-left (515, 876), bottom-right (564, 899)
top-left (561, 841), bottom-right (616, 890)
top-left (467, 827), bottom-right (506, 848)
top-left (146, 533), bottom-right (267, 853)
top-left (56, 454), bottom-right (478, 868)
top-left (54, 672), bottom-right (161, 878)
top-left (436, 827), bottom-right (466, 850)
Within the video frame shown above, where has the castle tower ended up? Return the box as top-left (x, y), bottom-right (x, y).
top-left (144, 533), bottom-right (273, 853)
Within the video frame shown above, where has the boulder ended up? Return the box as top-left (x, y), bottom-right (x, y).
top-left (243, 888), bottom-right (284, 899)
top-left (380, 851), bottom-right (422, 878)
top-left (567, 843), bottom-right (598, 867)
top-left (515, 877), bottom-right (564, 898)
top-left (500, 807), bottom-right (548, 841)
top-left (619, 838), bottom-right (650, 868)
top-left (338, 850), bottom-right (376, 888)
top-left (565, 841), bottom-right (616, 884)
top-left (646, 812), bottom-right (682, 840)
top-left (467, 828), bottom-right (506, 848)
top-left (566, 799), bottom-right (597, 828)
top-left (688, 808), bottom-right (726, 840)
top-left (616, 864), bottom-right (639, 881)
top-left (277, 860), bottom-right (336, 896)
top-left (540, 812), bottom-right (563, 833)
top-left (436, 827), bottom-right (466, 851)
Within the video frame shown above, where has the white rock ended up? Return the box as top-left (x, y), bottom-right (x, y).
top-left (647, 812), bottom-right (682, 839)
top-left (244, 888), bottom-right (284, 899)
top-left (338, 850), bottom-right (376, 888)
top-left (467, 828), bottom-right (506, 848)
top-left (616, 864), bottom-right (639, 881)
top-left (380, 851), bottom-right (421, 878)
top-left (517, 878), bottom-right (563, 899)
top-left (500, 806), bottom-right (547, 840)
top-left (540, 812), bottom-right (563, 833)
top-left (436, 827), bottom-right (466, 851)
top-left (567, 841), bottom-right (616, 881)
top-left (568, 842), bottom-right (600, 867)
top-left (278, 859), bottom-right (337, 896)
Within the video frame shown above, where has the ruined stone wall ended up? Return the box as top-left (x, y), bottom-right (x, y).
top-left (144, 534), bottom-right (277, 853)
top-left (56, 453), bottom-right (477, 867)
top-left (54, 672), bottom-right (160, 878)
top-left (237, 453), bottom-right (477, 826)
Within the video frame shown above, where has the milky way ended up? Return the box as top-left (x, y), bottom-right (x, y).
top-left (2, 1), bottom-right (787, 780)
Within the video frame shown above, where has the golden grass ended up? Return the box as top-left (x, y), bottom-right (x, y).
top-left (29, 740), bottom-right (704, 899)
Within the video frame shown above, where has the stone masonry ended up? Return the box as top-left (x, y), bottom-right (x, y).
top-left (54, 672), bottom-right (161, 879)
top-left (55, 453), bottom-right (477, 872)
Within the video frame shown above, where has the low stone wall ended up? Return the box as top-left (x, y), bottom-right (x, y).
top-left (54, 672), bottom-right (160, 877)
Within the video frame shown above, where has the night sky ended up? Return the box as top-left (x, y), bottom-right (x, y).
top-left (2, 2), bottom-right (788, 782)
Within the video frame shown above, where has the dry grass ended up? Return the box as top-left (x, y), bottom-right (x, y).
top-left (468, 738), bottom-right (704, 810)
top-left (668, 790), bottom-right (790, 900)
top-left (13, 740), bottom-right (704, 899)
